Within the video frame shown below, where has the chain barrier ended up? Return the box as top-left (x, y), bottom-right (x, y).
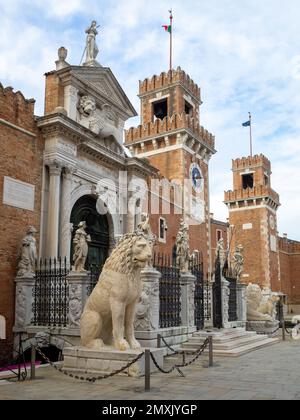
top-left (269, 326), bottom-right (281, 336)
top-left (158, 335), bottom-right (184, 356)
top-left (150, 338), bottom-right (210, 376)
top-left (35, 346), bottom-right (144, 383)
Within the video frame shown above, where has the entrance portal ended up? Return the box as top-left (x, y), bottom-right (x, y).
top-left (70, 196), bottom-right (109, 270)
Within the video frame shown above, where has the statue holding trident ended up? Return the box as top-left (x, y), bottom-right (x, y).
top-left (83, 20), bottom-right (100, 65)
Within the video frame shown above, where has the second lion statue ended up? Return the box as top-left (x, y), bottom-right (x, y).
top-left (80, 232), bottom-right (152, 351)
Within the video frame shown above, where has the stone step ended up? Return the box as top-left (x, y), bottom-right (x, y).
top-left (182, 337), bottom-right (279, 358)
top-left (184, 334), bottom-right (268, 351)
top-left (193, 330), bottom-right (257, 343)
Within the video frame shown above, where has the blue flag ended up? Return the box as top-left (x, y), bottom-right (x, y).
top-left (242, 120), bottom-right (251, 127)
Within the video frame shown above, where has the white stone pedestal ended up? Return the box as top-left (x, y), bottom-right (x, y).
top-left (67, 271), bottom-right (90, 328)
top-left (14, 275), bottom-right (35, 330)
top-left (63, 346), bottom-right (164, 377)
top-left (180, 272), bottom-right (196, 328)
top-left (246, 320), bottom-right (280, 335)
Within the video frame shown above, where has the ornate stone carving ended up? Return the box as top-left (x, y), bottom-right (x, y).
top-left (246, 284), bottom-right (273, 321)
top-left (135, 280), bottom-right (159, 331)
top-left (15, 285), bottom-right (26, 327)
top-left (72, 222), bottom-right (91, 272)
top-left (176, 219), bottom-right (190, 273)
top-left (232, 244), bottom-right (244, 281)
top-left (17, 227), bottom-right (38, 277)
top-left (216, 238), bottom-right (226, 270)
top-left (69, 284), bottom-right (83, 327)
top-left (80, 232), bottom-right (152, 351)
top-left (77, 96), bottom-right (121, 142)
top-left (188, 281), bottom-right (196, 326)
top-left (85, 20), bottom-right (99, 64)
top-left (222, 280), bottom-right (230, 327)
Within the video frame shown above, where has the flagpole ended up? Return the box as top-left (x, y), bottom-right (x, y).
top-left (169, 10), bottom-right (173, 72)
top-left (249, 112), bottom-right (253, 157)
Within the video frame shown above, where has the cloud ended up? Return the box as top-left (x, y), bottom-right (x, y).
top-left (1, 0), bottom-right (300, 239)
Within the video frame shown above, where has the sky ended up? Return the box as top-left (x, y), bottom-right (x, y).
top-left (1, 0), bottom-right (300, 240)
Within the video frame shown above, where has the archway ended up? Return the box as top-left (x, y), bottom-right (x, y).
top-left (70, 195), bottom-right (110, 269)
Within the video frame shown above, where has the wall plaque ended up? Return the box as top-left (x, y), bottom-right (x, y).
top-left (3, 177), bottom-right (35, 211)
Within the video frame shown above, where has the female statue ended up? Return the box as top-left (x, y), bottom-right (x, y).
top-left (85, 21), bottom-right (99, 63)
top-left (73, 222), bottom-right (91, 272)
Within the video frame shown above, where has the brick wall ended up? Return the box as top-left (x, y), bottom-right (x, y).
top-left (279, 237), bottom-right (300, 305)
top-left (0, 83), bottom-right (44, 364)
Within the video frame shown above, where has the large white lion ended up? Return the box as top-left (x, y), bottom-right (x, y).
top-left (80, 233), bottom-right (152, 352)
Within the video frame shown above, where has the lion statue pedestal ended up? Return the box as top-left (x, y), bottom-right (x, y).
top-left (63, 231), bottom-right (164, 377)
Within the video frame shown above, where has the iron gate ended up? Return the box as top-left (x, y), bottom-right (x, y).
top-left (213, 254), bottom-right (223, 329)
top-left (33, 258), bottom-right (70, 327)
top-left (227, 277), bottom-right (238, 322)
top-left (153, 253), bottom-right (181, 329)
top-left (190, 255), bottom-right (205, 330)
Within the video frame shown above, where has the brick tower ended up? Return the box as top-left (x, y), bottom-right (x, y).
top-left (125, 67), bottom-right (216, 275)
top-left (224, 154), bottom-right (281, 290)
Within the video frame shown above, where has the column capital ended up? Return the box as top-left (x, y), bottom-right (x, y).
top-left (48, 162), bottom-right (63, 176)
top-left (63, 165), bottom-right (77, 180)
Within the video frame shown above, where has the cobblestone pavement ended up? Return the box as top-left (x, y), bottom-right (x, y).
top-left (0, 338), bottom-right (299, 400)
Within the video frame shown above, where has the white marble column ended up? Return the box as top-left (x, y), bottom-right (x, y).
top-left (60, 167), bottom-right (75, 260)
top-left (46, 164), bottom-right (62, 258)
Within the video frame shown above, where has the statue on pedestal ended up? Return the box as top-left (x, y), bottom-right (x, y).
top-left (17, 227), bottom-right (38, 277)
top-left (137, 213), bottom-right (156, 266)
top-left (216, 238), bottom-right (226, 271)
top-left (80, 232), bottom-right (152, 351)
top-left (176, 219), bottom-right (190, 273)
top-left (85, 20), bottom-right (99, 64)
top-left (232, 244), bottom-right (244, 281)
top-left (246, 284), bottom-right (273, 321)
top-left (72, 222), bottom-right (91, 272)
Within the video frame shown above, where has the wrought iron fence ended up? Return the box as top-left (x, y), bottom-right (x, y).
top-left (189, 254), bottom-right (205, 330)
top-left (87, 264), bottom-right (103, 296)
top-left (153, 253), bottom-right (181, 329)
top-left (33, 258), bottom-right (70, 327)
top-left (227, 277), bottom-right (238, 322)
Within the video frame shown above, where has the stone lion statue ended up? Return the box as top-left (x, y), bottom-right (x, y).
top-left (258, 295), bottom-right (280, 320)
top-left (80, 232), bottom-right (152, 351)
top-left (246, 284), bottom-right (273, 321)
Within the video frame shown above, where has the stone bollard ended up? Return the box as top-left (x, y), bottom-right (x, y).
top-left (14, 275), bottom-right (36, 330)
top-left (180, 272), bottom-right (196, 328)
top-left (236, 283), bottom-right (247, 326)
top-left (67, 271), bottom-right (90, 329)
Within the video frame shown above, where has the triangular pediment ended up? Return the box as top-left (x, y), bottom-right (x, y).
top-left (67, 66), bottom-right (137, 118)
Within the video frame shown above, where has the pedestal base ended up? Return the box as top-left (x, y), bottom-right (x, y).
top-left (63, 346), bottom-right (164, 378)
top-left (246, 320), bottom-right (280, 335)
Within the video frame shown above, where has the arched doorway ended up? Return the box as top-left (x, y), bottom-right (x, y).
top-left (70, 196), bottom-right (109, 270)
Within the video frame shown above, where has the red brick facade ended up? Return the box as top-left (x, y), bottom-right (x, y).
top-left (0, 83), bottom-right (44, 363)
top-left (278, 237), bottom-right (300, 307)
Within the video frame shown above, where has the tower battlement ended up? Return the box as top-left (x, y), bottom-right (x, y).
top-left (125, 112), bottom-right (215, 150)
top-left (139, 67), bottom-right (201, 100)
top-left (232, 154), bottom-right (271, 172)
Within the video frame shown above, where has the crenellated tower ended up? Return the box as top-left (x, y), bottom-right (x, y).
top-left (125, 67), bottom-right (216, 276)
top-left (224, 154), bottom-right (281, 289)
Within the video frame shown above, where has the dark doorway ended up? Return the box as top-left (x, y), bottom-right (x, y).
top-left (70, 195), bottom-right (109, 269)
